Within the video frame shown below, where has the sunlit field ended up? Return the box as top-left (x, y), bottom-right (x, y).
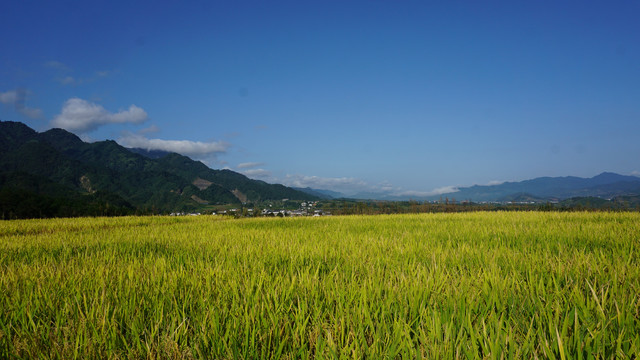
top-left (1, 212), bottom-right (639, 358)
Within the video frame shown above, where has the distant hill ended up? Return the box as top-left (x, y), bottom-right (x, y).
top-left (0, 121), bottom-right (318, 218)
top-left (610, 194), bottom-right (640, 208)
top-left (339, 173), bottom-right (640, 202)
top-left (292, 187), bottom-right (345, 199)
top-left (559, 196), bottom-right (610, 208)
top-left (429, 172), bottom-right (640, 202)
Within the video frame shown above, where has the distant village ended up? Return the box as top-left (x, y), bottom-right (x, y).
top-left (167, 195), bottom-right (636, 218)
top-left (167, 198), bottom-right (563, 217)
top-left (170, 201), bottom-right (331, 217)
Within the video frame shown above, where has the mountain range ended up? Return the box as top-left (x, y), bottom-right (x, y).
top-left (0, 121), bottom-right (317, 218)
top-left (430, 172), bottom-right (640, 202)
top-left (2, 121), bottom-right (639, 218)
top-left (297, 174), bottom-right (640, 202)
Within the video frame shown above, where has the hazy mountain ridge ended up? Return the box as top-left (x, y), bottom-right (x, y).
top-left (311, 173), bottom-right (640, 202)
top-left (292, 187), bottom-right (346, 199)
top-left (436, 172), bottom-right (640, 202)
top-left (0, 121), bottom-right (318, 218)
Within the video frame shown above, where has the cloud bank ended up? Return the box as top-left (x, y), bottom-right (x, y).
top-left (372, 185), bottom-right (459, 198)
top-left (282, 174), bottom-right (369, 194)
top-left (51, 98), bottom-right (148, 132)
top-left (118, 133), bottom-right (229, 157)
top-left (236, 162), bottom-right (271, 179)
top-left (279, 174), bottom-right (461, 198)
top-left (486, 180), bottom-right (505, 186)
top-left (237, 162), bottom-right (264, 169)
top-left (229, 165), bottom-right (462, 199)
top-left (241, 169), bottom-right (272, 178)
top-left (0, 89), bottom-right (43, 119)
top-left (137, 125), bottom-right (160, 135)
top-left (231, 169), bottom-right (461, 198)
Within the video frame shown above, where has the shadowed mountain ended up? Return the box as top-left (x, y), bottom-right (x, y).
top-left (0, 121), bottom-right (318, 218)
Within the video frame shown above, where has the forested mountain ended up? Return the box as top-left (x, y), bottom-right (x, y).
top-left (0, 121), bottom-right (317, 218)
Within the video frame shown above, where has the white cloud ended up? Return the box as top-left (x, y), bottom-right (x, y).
top-left (237, 162), bottom-right (264, 169)
top-left (632, 171), bottom-right (640, 177)
top-left (118, 133), bottom-right (229, 157)
top-left (51, 98), bottom-right (148, 132)
top-left (280, 174), bottom-right (459, 198)
top-left (18, 107), bottom-right (44, 119)
top-left (0, 89), bottom-right (43, 119)
top-left (486, 180), bottom-right (504, 186)
top-left (282, 174), bottom-right (369, 193)
top-left (137, 124), bottom-right (160, 135)
top-left (376, 181), bottom-right (395, 193)
top-left (0, 90), bottom-right (18, 104)
top-left (228, 167), bottom-right (460, 199)
top-left (390, 190), bottom-right (433, 197)
top-left (57, 76), bottom-right (80, 85)
top-left (44, 61), bottom-right (71, 71)
top-left (241, 169), bottom-right (272, 179)
top-left (427, 185), bottom-right (459, 195)
top-left (389, 186), bottom-right (459, 198)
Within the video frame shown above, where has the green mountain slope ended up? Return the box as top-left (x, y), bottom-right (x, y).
top-left (0, 121), bottom-right (317, 218)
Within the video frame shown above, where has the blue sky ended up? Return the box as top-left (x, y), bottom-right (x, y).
top-left (2, 1), bottom-right (639, 196)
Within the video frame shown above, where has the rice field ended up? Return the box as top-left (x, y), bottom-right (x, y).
top-left (1, 212), bottom-right (639, 358)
